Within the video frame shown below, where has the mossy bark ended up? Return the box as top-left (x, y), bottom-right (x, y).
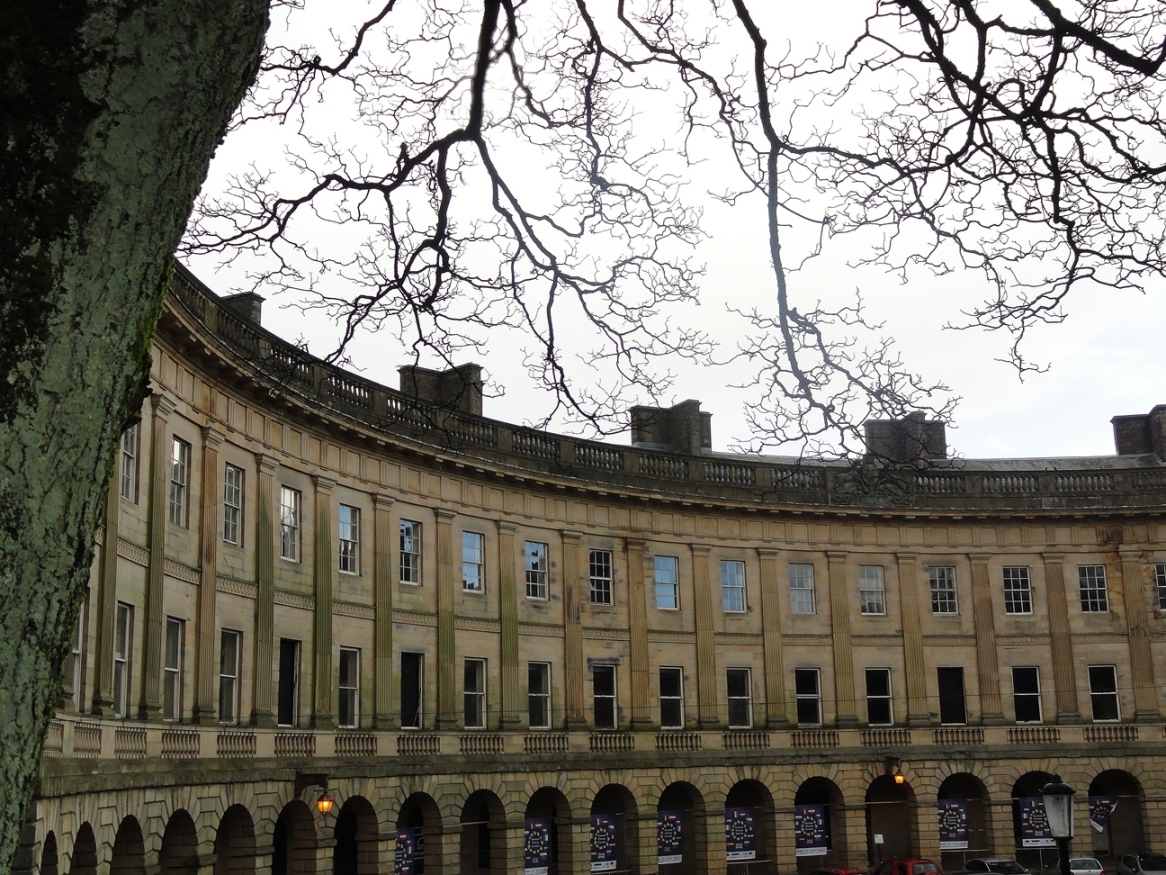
top-left (0, 0), bottom-right (267, 869)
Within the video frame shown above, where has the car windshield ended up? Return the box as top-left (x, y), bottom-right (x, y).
top-left (1072, 861), bottom-right (1102, 870)
top-left (1141, 858), bottom-right (1166, 871)
top-left (986, 862), bottom-right (1025, 874)
top-left (913, 865), bottom-right (940, 875)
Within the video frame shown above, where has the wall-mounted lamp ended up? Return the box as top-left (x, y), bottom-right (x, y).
top-left (886, 756), bottom-right (905, 784)
top-left (316, 791), bottom-right (335, 815)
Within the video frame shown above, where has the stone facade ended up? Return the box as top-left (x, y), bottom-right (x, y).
top-left (21, 264), bottom-right (1166, 875)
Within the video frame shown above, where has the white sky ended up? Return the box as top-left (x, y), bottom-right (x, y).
top-left (185, 0), bottom-right (1166, 462)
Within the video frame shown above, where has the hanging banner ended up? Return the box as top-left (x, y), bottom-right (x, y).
top-left (394, 827), bottom-right (415, 875)
top-left (657, 810), bottom-right (684, 866)
top-left (937, 800), bottom-right (969, 850)
top-left (1018, 798), bottom-right (1055, 848)
top-left (725, 806), bottom-right (757, 862)
top-left (1089, 796), bottom-right (1119, 833)
top-left (525, 817), bottom-right (551, 875)
top-left (590, 813), bottom-right (618, 872)
top-left (794, 804), bottom-right (829, 857)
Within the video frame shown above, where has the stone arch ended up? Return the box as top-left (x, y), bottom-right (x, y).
top-left (459, 789), bottom-right (506, 875)
top-left (110, 816), bottom-right (146, 875)
top-left (866, 774), bottom-right (917, 864)
top-left (271, 800), bottom-right (315, 875)
top-left (214, 804), bottom-right (256, 875)
top-left (657, 780), bottom-right (706, 875)
top-left (333, 795), bottom-right (378, 875)
top-left (937, 772), bottom-right (993, 870)
top-left (40, 831), bottom-right (58, 875)
top-left (591, 784), bottom-right (639, 875)
top-left (526, 787), bottom-right (572, 875)
top-left (396, 791), bottom-right (441, 875)
top-left (725, 778), bottom-right (775, 875)
top-left (66, 822), bottom-right (97, 875)
top-left (159, 809), bottom-right (200, 874)
top-left (1089, 769), bottom-right (1144, 859)
top-left (794, 776), bottom-right (847, 872)
top-left (1009, 770), bottom-right (1057, 871)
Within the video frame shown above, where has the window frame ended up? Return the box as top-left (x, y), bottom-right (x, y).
top-left (794, 668), bottom-right (822, 726)
top-left (279, 486), bottom-right (301, 562)
top-left (223, 463), bottom-right (243, 545)
top-left (338, 504), bottom-right (360, 575)
top-left (937, 666), bottom-right (967, 725)
top-left (1003, 566), bottom-right (1032, 614)
top-left (463, 657), bottom-right (487, 729)
top-left (399, 519), bottom-right (422, 585)
top-left (721, 559), bottom-right (747, 613)
top-left (858, 565), bottom-right (886, 616)
top-left (528, 662), bottom-right (551, 729)
top-left (592, 664), bottom-right (617, 729)
top-left (168, 436), bottom-right (191, 526)
top-left (928, 566), bottom-right (958, 615)
top-left (589, 549), bottom-right (613, 605)
top-left (865, 667), bottom-right (893, 726)
top-left (163, 616), bottom-right (184, 722)
top-left (659, 666), bottom-right (684, 729)
top-left (338, 647), bottom-right (360, 728)
top-left (218, 629), bottom-right (241, 725)
top-left (1012, 666), bottom-right (1042, 724)
top-left (1155, 562), bottom-right (1166, 610)
top-left (789, 563), bottom-right (816, 615)
top-left (120, 424), bottom-right (139, 502)
top-left (654, 555), bottom-right (680, 610)
top-left (1088, 664), bottom-right (1120, 722)
top-left (524, 541), bottom-right (548, 600)
top-left (726, 667), bottom-right (753, 729)
top-left (462, 531), bottom-right (485, 593)
top-left (400, 652), bottom-right (424, 729)
top-left (1078, 564), bottom-right (1109, 612)
top-left (113, 602), bottom-right (133, 719)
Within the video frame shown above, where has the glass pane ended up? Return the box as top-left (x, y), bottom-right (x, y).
top-left (727, 669), bottom-right (748, 698)
top-left (660, 668), bottom-right (681, 698)
top-left (795, 670), bottom-right (818, 696)
top-left (866, 669), bottom-right (890, 697)
top-left (593, 666), bottom-right (614, 696)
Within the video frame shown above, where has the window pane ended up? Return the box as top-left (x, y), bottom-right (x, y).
top-left (593, 665), bottom-right (615, 696)
top-left (937, 667), bottom-right (966, 724)
top-left (655, 555), bottom-right (679, 610)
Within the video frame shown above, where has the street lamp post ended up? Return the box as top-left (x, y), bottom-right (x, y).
top-left (1041, 776), bottom-right (1075, 875)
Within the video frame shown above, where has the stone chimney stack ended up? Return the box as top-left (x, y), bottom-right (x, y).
top-left (630, 400), bottom-right (712, 455)
top-left (397, 363), bottom-right (484, 416)
top-left (220, 291), bottom-right (264, 325)
top-left (863, 411), bottom-right (947, 466)
top-left (1112, 405), bottom-right (1166, 460)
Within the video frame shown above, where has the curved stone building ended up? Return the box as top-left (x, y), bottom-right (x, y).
top-left (21, 265), bottom-right (1166, 875)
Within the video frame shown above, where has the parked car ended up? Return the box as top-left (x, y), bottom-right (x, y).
top-left (871, 858), bottom-right (945, 875)
top-left (1049, 858), bottom-right (1105, 875)
top-left (1117, 855), bottom-right (1166, 875)
top-left (959, 858), bottom-right (1029, 875)
top-left (808, 868), bottom-right (865, 875)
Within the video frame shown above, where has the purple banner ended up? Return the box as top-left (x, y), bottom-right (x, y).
top-left (795, 804), bottom-right (828, 857)
top-left (590, 813), bottom-right (618, 872)
top-left (1019, 797), bottom-right (1055, 848)
top-left (1089, 796), bottom-right (1118, 833)
top-left (394, 827), bottom-right (415, 875)
top-left (525, 817), bottom-right (551, 874)
top-left (725, 806), bottom-right (757, 862)
top-left (657, 809), bottom-right (684, 865)
top-left (938, 800), bottom-right (969, 850)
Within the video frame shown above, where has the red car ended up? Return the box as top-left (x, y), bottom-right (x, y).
top-left (808, 869), bottom-right (865, 875)
top-left (871, 859), bottom-right (945, 875)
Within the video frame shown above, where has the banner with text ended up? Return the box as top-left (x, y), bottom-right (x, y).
top-left (725, 806), bottom-right (757, 862)
top-left (1019, 798), bottom-right (1055, 848)
top-left (525, 817), bottom-right (551, 875)
top-left (794, 805), bottom-right (829, 857)
top-left (394, 827), bottom-right (415, 875)
top-left (657, 810), bottom-right (684, 866)
top-left (1089, 797), bottom-right (1119, 834)
top-left (938, 800), bottom-right (969, 850)
top-left (590, 814), bottom-right (618, 872)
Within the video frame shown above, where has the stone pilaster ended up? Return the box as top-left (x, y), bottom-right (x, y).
top-left (312, 476), bottom-right (334, 728)
top-left (435, 509), bottom-right (458, 729)
top-left (896, 553), bottom-right (930, 725)
top-left (1118, 546), bottom-right (1160, 720)
top-left (1043, 554), bottom-right (1081, 723)
top-left (827, 552), bottom-right (858, 727)
top-left (692, 545), bottom-right (719, 729)
top-left (498, 521), bottom-right (521, 728)
top-left (373, 495), bottom-right (395, 729)
top-left (251, 454), bottom-right (278, 727)
top-left (758, 548), bottom-right (788, 728)
top-left (627, 538), bottom-right (652, 728)
top-left (970, 553), bottom-right (1004, 724)
top-left (562, 531), bottom-right (586, 730)
top-left (140, 393), bottom-right (174, 720)
top-left (92, 478), bottom-right (120, 715)
top-left (192, 427), bottom-right (224, 723)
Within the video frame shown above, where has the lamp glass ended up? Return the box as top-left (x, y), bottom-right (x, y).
top-left (1040, 783), bottom-right (1074, 839)
top-left (316, 792), bottom-right (335, 815)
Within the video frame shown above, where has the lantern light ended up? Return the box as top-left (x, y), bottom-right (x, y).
top-left (1040, 776), bottom-right (1075, 839)
top-left (316, 791), bottom-right (335, 815)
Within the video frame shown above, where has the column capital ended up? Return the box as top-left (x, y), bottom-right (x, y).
top-left (826, 550), bottom-right (848, 563)
top-left (435, 508), bottom-right (457, 521)
top-left (498, 521), bottom-right (518, 534)
top-left (896, 552), bottom-right (918, 563)
top-left (561, 530), bottom-right (582, 544)
top-left (1042, 553), bottom-right (1066, 564)
top-left (373, 494), bottom-right (395, 511)
top-left (756, 547), bottom-right (779, 558)
top-left (201, 426), bottom-right (225, 451)
top-left (1118, 546), bottom-right (1145, 561)
top-left (255, 453), bottom-right (279, 476)
top-left (151, 392), bottom-right (176, 420)
top-left (967, 553), bottom-right (993, 564)
top-left (691, 544), bottom-right (712, 557)
top-left (312, 474), bottom-right (335, 495)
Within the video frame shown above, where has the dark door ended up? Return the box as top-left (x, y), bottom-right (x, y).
top-left (278, 639), bottom-right (299, 726)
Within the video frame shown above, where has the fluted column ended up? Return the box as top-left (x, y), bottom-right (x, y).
top-left (1043, 554), bottom-right (1081, 723)
top-left (562, 531), bottom-right (586, 729)
top-left (140, 393), bottom-right (174, 719)
top-left (1118, 547), bottom-right (1160, 720)
top-left (826, 551), bottom-right (858, 727)
top-left (896, 553), bottom-right (929, 726)
top-left (498, 521), bottom-right (521, 728)
top-left (627, 539), bottom-right (651, 728)
top-left (435, 509), bottom-right (458, 729)
top-left (758, 548), bottom-right (788, 727)
top-left (192, 427), bottom-right (223, 723)
top-left (969, 554), bottom-right (1003, 724)
top-left (373, 495), bottom-right (395, 729)
top-left (312, 475), bottom-right (334, 728)
top-left (692, 545), bottom-right (719, 729)
top-left (92, 478), bottom-right (120, 715)
top-left (251, 453), bottom-right (278, 727)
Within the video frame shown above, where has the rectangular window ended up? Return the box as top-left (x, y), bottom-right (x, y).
top-left (223, 463), bottom-right (243, 545)
top-left (659, 667), bottom-right (684, 729)
top-left (589, 549), bottom-right (613, 605)
top-left (655, 555), bottom-right (680, 610)
top-left (113, 602), bottom-right (133, 719)
top-left (401, 652), bottom-right (423, 728)
top-left (1088, 665), bottom-right (1120, 721)
top-left (464, 658), bottom-right (486, 728)
top-left (277, 638), bottom-right (300, 727)
top-left (524, 541), bottom-right (548, 599)
top-left (68, 597), bottom-right (88, 710)
top-left (168, 437), bottom-right (191, 526)
top-left (1012, 666), bottom-right (1042, 723)
top-left (859, 565), bottom-right (886, 615)
top-left (929, 566), bottom-right (958, 614)
top-left (865, 668), bottom-right (893, 726)
top-left (338, 504), bottom-right (360, 574)
top-left (218, 630), bottom-right (241, 725)
top-left (120, 424), bottom-right (139, 502)
top-left (1156, 563), bottom-right (1166, 610)
top-left (1079, 565), bottom-right (1109, 612)
top-left (528, 662), bottom-right (550, 729)
top-left (279, 487), bottom-right (301, 562)
top-left (163, 617), bottom-right (184, 721)
top-left (727, 668), bottom-right (753, 728)
top-left (593, 665), bottom-right (617, 729)
top-left (400, 520), bottom-right (422, 584)
top-left (339, 647), bottom-right (360, 728)
top-left (462, 531), bottom-right (485, 592)
top-left (795, 668), bottom-right (822, 726)
top-left (789, 563), bottom-right (815, 614)
top-left (1003, 566), bottom-right (1032, 614)
top-left (721, 560), bottom-right (747, 613)
top-left (937, 667), bottom-right (967, 725)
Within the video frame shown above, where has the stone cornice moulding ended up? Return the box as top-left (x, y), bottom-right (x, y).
top-left (217, 576), bottom-right (258, 599)
top-left (273, 591), bottom-right (316, 612)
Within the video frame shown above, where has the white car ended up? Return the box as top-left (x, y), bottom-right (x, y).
top-left (1050, 858), bottom-right (1104, 875)
top-left (1117, 855), bottom-right (1166, 875)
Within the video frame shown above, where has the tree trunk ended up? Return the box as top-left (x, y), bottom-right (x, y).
top-left (0, 1), bottom-right (267, 869)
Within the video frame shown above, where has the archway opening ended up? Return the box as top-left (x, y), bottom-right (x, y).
top-left (397, 793), bottom-right (440, 875)
top-left (459, 790), bottom-right (505, 875)
top-left (526, 787), bottom-right (572, 875)
top-left (657, 781), bottom-right (705, 875)
top-left (866, 774), bottom-right (917, 864)
top-left (333, 796), bottom-right (378, 875)
top-left (110, 816), bottom-right (146, 875)
top-left (272, 800), bottom-right (315, 875)
top-left (214, 805), bottom-right (256, 875)
top-left (726, 779), bottom-right (774, 875)
top-left (1011, 771), bottom-right (1056, 872)
top-left (40, 831), bottom-right (58, 875)
top-left (937, 773), bottom-right (992, 872)
top-left (591, 784), bottom-right (638, 875)
top-left (67, 823), bottom-right (97, 875)
top-left (1089, 770), bottom-right (1144, 861)
top-left (160, 810), bottom-right (199, 875)
top-left (795, 777), bottom-right (847, 872)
